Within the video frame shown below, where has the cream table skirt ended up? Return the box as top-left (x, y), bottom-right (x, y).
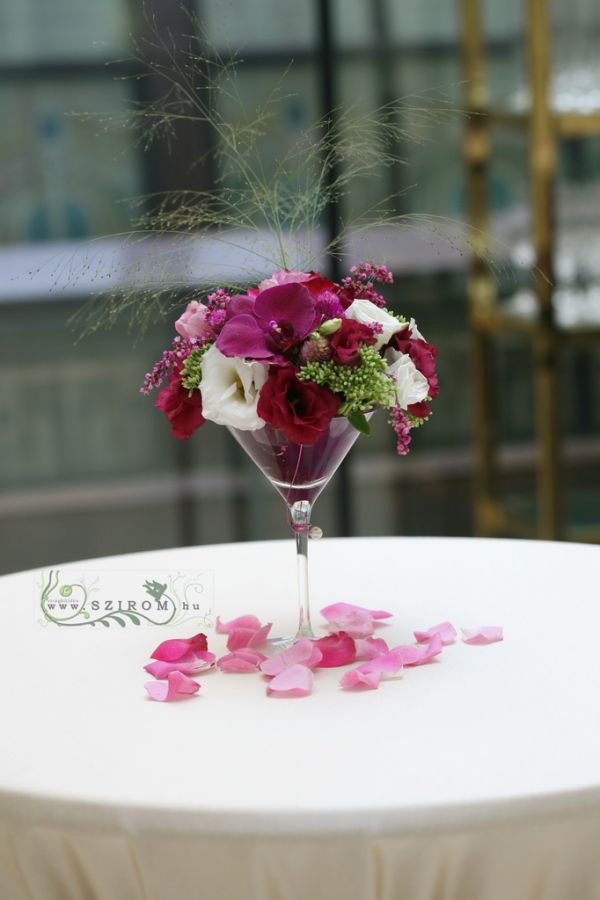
top-left (1, 537), bottom-right (599, 900)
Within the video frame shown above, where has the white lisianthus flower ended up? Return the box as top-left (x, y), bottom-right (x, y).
top-left (408, 317), bottom-right (425, 342)
top-left (345, 299), bottom-right (407, 350)
top-left (200, 345), bottom-right (267, 430)
top-left (387, 351), bottom-right (429, 409)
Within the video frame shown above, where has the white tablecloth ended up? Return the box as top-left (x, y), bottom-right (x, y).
top-left (1, 537), bottom-right (600, 900)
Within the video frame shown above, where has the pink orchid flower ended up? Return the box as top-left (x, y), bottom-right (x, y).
top-left (266, 664), bottom-right (313, 697)
top-left (414, 621), bottom-right (457, 645)
top-left (260, 638), bottom-right (323, 676)
top-left (144, 671), bottom-right (200, 702)
top-left (215, 283), bottom-right (316, 361)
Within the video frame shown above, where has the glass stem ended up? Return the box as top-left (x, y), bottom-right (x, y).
top-left (289, 499), bottom-right (314, 639)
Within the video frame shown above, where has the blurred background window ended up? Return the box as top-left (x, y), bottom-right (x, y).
top-left (1, 0), bottom-right (599, 574)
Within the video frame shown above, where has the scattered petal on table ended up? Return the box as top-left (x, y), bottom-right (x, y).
top-left (248, 623), bottom-right (273, 648)
top-left (260, 639), bottom-right (323, 676)
top-left (218, 649), bottom-right (267, 673)
top-left (144, 650), bottom-right (216, 679)
top-left (313, 631), bottom-right (356, 667)
top-left (144, 671), bottom-right (200, 702)
top-left (340, 648), bottom-right (404, 690)
top-left (226, 622), bottom-right (272, 651)
top-left (340, 667), bottom-right (383, 690)
top-left (393, 634), bottom-right (444, 666)
top-left (414, 622), bottom-right (457, 646)
top-left (216, 615), bottom-right (261, 635)
top-left (150, 632), bottom-right (208, 662)
top-left (266, 664), bottom-right (313, 697)
top-left (320, 602), bottom-right (393, 638)
top-left (462, 626), bottom-right (503, 645)
top-left (355, 637), bottom-right (389, 660)
top-left (321, 602), bottom-right (393, 621)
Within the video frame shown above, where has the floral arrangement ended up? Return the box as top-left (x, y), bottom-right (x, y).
top-left (142, 261), bottom-right (438, 453)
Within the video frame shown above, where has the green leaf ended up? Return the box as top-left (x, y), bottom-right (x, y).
top-left (348, 409), bottom-right (372, 436)
top-left (126, 612), bottom-right (141, 626)
top-left (100, 619), bottom-right (110, 628)
top-left (112, 615), bottom-right (126, 628)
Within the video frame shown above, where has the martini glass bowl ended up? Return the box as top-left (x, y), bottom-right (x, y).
top-left (228, 415), bottom-right (368, 645)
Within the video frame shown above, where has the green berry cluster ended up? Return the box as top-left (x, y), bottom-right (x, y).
top-left (181, 346), bottom-right (210, 393)
top-left (298, 345), bottom-right (395, 414)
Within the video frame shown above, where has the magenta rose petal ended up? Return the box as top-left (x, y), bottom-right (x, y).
top-left (266, 664), bottom-right (313, 697)
top-left (150, 632), bottom-right (208, 662)
top-left (461, 626), bottom-right (503, 645)
top-left (312, 631), bottom-right (356, 667)
top-left (144, 650), bottom-right (215, 679)
top-left (414, 622), bottom-right (457, 645)
top-left (216, 615), bottom-right (262, 635)
top-left (144, 671), bottom-right (200, 702)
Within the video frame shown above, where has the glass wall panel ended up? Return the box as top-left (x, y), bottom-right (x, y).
top-left (0, 81), bottom-right (141, 243)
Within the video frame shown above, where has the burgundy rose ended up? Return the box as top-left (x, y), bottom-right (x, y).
top-left (257, 366), bottom-right (340, 444)
top-left (407, 400), bottom-right (431, 419)
top-left (156, 373), bottom-right (205, 439)
top-left (388, 329), bottom-right (439, 398)
top-left (329, 318), bottom-right (376, 366)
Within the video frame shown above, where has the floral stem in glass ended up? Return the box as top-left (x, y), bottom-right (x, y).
top-left (288, 499), bottom-right (314, 639)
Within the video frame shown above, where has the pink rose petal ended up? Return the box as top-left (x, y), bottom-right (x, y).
top-left (247, 622), bottom-right (273, 649)
top-left (462, 626), bottom-right (503, 645)
top-left (355, 637), bottom-right (389, 660)
top-left (414, 621), bottom-right (457, 646)
top-left (260, 639), bottom-right (323, 676)
top-left (312, 631), bottom-right (356, 667)
top-left (218, 649), bottom-right (267, 673)
top-left (216, 615), bottom-right (261, 635)
top-left (266, 664), bottom-right (313, 697)
top-left (320, 602), bottom-right (392, 638)
top-left (340, 648), bottom-right (404, 690)
top-left (151, 632), bottom-right (208, 662)
top-left (321, 602), bottom-right (393, 621)
top-left (144, 650), bottom-right (216, 679)
top-left (393, 634), bottom-right (444, 666)
top-left (144, 671), bottom-right (200, 702)
top-left (340, 668), bottom-right (383, 690)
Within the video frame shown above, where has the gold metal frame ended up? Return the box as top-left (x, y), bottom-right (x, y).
top-left (460, 0), bottom-right (600, 541)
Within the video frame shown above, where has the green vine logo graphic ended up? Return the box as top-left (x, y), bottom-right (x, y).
top-left (38, 569), bottom-right (213, 629)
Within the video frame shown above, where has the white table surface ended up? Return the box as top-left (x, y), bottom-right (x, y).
top-left (1, 536), bottom-right (600, 900)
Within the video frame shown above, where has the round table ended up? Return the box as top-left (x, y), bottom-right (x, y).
top-left (1, 536), bottom-right (600, 900)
